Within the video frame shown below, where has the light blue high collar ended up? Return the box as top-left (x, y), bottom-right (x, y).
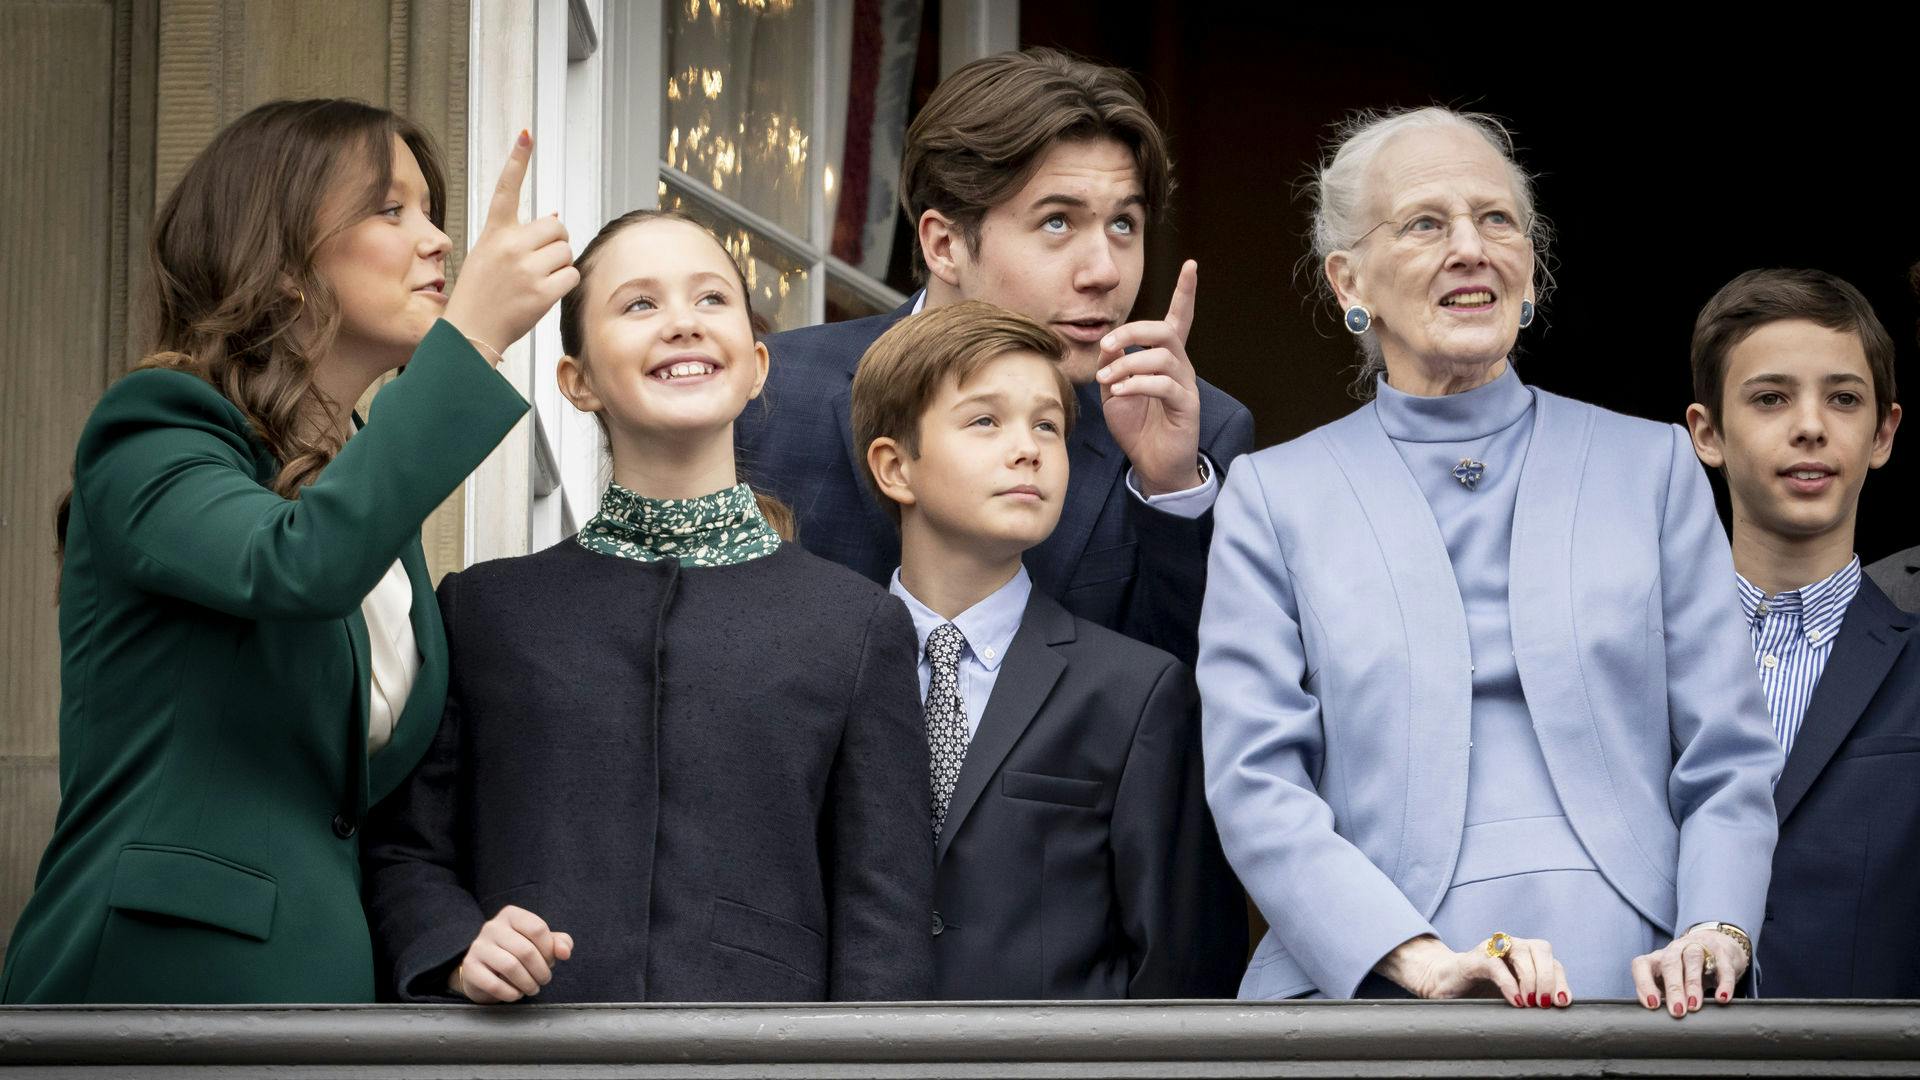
top-left (1375, 362), bottom-right (1534, 443)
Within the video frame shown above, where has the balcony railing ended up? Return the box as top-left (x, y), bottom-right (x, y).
top-left (4, 1000), bottom-right (1919, 1077)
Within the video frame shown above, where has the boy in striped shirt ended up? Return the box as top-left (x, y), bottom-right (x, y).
top-left (1683, 267), bottom-right (1917, 997)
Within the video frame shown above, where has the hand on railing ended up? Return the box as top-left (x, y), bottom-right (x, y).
top-left (449, 904), bottom-right (575, 1004)
top-left (1375, 933), bottom-right (1572, 1008)
top-left (1631, 925), bottom-right (1748, 1019)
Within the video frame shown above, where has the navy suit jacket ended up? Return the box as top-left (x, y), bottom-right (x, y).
top-left (932, 589), bottom-right (1246, 999)
top-left (736, 299), bottom-right (1256, 664)
top-left (1764, 576), bottom-right (1920, 998)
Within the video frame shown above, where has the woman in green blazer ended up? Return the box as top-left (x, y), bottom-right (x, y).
top-left (0, 99), bottom-right (576, 1003)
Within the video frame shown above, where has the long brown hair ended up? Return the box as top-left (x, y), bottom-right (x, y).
top-left (55, 98), bottom-right (446, 557)
top-left (559, 208), bottom-right (795, 541)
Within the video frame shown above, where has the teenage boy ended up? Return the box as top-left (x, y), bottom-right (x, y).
top-left (738, 48), bottom-right (1255, 666)
top-left (851, 301), bottom-right (1245, 999)
top-left (1685, 268), bottom-right (1918, 997)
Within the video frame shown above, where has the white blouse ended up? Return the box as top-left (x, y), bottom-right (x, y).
top-left (360, 557), bottom-right (419, 755)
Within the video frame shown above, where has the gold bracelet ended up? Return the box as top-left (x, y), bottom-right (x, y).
top-left (465, 336), bottom-right (506, 366)
top-left (1687, 921), bottom-right (1751, 964)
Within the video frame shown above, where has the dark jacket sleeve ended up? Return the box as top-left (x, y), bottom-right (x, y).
top-left (1112, 659), bottom-right (1248, 998)
top-left (824, 593), bottom-right (935, 1000)
top-left (1121, 400), bottom-right (1257, 666)
top-left (362, 573), bottom-right (489, 1002)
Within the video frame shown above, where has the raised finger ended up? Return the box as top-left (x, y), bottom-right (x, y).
top-left (486, 130), bottom-right (534, 233)
top-left (1630, 953), bottom-right (1660, 1009)
top-left (1661, 946), bottom-right (1687, 1017)
top-left (1506, 942), bottom-right (1538, 1007)
top-left (1164, 258), bottom-right (1198, 340)
top-left (1682, 941), bottom-right (1706, 1013)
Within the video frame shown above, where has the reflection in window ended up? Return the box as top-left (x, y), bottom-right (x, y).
top-left (661, 180), bottom-right (813, 333)
top-left (664, 0), bottom-right (814, 241)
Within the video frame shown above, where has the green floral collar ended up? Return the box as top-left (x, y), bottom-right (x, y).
top-left (577, 482), bottom-right (781, 567)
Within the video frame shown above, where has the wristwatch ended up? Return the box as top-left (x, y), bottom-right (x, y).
top-left (1687, 921), bottom-right (1751, 963)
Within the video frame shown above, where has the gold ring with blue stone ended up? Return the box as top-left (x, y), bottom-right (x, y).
top-left (1485, 932), bottom-right (1514, 960)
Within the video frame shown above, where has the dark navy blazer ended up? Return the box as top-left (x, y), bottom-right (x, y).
top-left (1764, 576), bottom-right (1920, 998)
top-left (736, 299), bottom-right (1256, 665)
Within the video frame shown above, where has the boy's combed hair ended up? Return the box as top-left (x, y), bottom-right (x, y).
top-left (851, 301), bottom-right (1076, 524)
top-left (1692, 268), bottom-right (1898, 424)
top-left (899, 47), bottom-right (1172, 283)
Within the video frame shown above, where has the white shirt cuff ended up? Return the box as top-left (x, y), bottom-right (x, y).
top-left (1125, 460), bottom-right (1219, 519)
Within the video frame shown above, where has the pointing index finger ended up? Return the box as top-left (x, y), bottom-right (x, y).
top-left (1164, 259), bottom-right (1198, 341)
top-left (486, 129), bottom-right (533, 233)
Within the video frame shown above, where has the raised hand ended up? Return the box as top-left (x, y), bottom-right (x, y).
top-left (441, 130), bottom-right (580, 363)
top-left (448, 903), bottom-right (576, 1003)
top-left (1094, 258), bottom-right (1205, 496)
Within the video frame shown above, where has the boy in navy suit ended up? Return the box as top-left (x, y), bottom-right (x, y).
top-left (852, 300), bottom-right (1244, 999)
top-left (737, 48), bottom-right (1254, 666)
top-left (1685, 268), bottom-right (1917, 996)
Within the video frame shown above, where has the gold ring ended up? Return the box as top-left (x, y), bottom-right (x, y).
top-left (1702, 950), bottom-right (1717, 977)
top-left (1485, 932), bottom-right (1514, 959)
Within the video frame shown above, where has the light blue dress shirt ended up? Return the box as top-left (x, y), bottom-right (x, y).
top-left (890, 566), bottom-right (1032, 737)
top-left (1737, 556), bottom-right (1861, 759)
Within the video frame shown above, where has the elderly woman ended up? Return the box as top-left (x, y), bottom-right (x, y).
top-left (1200, 107), bottom-right (1782, 1014)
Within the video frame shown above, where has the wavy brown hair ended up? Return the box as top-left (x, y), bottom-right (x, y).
top-left (559, 208), bottom-right (795, 541)
top-left (56, 98), bottom-right (446, 557)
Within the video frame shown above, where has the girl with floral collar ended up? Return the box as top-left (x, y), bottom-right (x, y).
top-left (364, 211), bottom-right (934, 1005)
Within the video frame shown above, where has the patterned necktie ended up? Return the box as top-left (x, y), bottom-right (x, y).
top-left (923, 622), bottom-right (971, 843)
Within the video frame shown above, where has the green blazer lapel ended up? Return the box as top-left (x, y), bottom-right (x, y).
top-left (343, 600), bottom-right (373, 817)
top-left (368, 536), bottom-right (447, 803)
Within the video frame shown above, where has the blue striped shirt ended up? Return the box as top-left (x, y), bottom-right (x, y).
top-left (1736, 557), bottom-right (1861, 759)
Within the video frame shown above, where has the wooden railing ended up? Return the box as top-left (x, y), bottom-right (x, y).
top-left (4, 1000), bottom-right (1918, 1077)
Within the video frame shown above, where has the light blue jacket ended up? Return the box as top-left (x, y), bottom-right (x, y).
top-left (1199, 387), bottom-right (1782, 999)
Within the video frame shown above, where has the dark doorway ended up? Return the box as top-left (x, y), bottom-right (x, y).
top-left (1022, 6), bottom-right (1917, 563)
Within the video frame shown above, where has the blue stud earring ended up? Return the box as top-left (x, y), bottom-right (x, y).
top-left (1344, 305), bottom-right (1372, 335)
top-left (1518, 298), bottom-right (1535, 329)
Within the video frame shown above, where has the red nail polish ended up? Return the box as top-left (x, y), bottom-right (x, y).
top-left (1557, 992), bottom-right (1568, 1005)
top-left (1514, 995), bottom-right (1524, 1007)
top-left (1647, 995), bottom-right (1658, 1008)
top-left (1688, 996), bottom-right (1699, 1010)
top-left (1526, 992), bottom-right (1536, 1006)
top-left (1538, 995), bottom-right (1551, 1009)
top-left (1718, 990), bottom-right (1730, 1002)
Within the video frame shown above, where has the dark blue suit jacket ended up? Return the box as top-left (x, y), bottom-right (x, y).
top-left (736, 299), bottom-right (1256, 664)
top-left (931, 589), bottom-right (1246, 999)
top-left (1763, 576), bottom-right (1920, 997)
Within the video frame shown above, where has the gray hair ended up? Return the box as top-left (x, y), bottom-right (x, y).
top-left (1307, 106), bottom-right (1555, 395)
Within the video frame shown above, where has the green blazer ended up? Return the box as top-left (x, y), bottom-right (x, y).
top-left (0, 321), bottom-right (526, 1003)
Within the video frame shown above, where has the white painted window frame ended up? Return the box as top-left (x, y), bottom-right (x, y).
top-left (466, 0), bottom-right (1014, 564)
